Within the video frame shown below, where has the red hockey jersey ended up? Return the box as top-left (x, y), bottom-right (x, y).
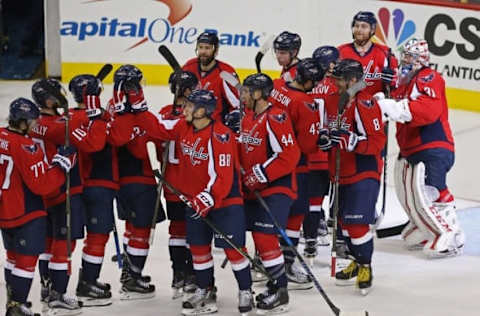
top-left (182, 58), bottom-right (240, 120)
top-left (238, 105), bottom-right (300, 199)
top-left (69, 108), bottom-right (118, 190)
top-left (391, 68), bottom-right (454, 157)
top-left (338, 42), bottom-right (398, 95)
top-left (0, 128), bottom-right (66, 228)
top-left (138, 111), bottom-right (242, 209)
top-left (280, 63), bottom-right (298, 82)
top-left (322, 91), bottom-right (386, 184)
top-left (306, 77), bottom-right (337, 171)
top-left (158, 104), bottom-right (184, 203)
top-left (270, 79), bottom-right (320, 173)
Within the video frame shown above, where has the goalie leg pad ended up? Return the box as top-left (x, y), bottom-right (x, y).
top-left (394, 157), bottom-right (414, 221)
top-left (401, 222), bottom-right (428, 250)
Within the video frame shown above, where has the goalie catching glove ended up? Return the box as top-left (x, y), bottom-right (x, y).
top-left (189, 191), bottom-right (215, 219)
top-left (377, 97), bottom-right (412, 123)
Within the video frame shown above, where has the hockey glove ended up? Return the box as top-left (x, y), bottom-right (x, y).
top-left (125, 85), bottom-right (148, 113)
top-left (381, 67), bottom-right (395, 85)
top-left (330, 128), bottom-right (359, 152)
top-left (317, 128), bottom-right (332, 151)
top-left (112, 80), bottom-right (131, 115)
top-left (84, 94), bottom-right (103, 119)
top-left (243, 164), bottom-right (268, 192)
top-left (224, 110), bottom-right (241, 134)
top-left (190, 191), bottom-right (215, 219)
top-left (52, 145), bottom-right (77, 172)
top-left (377, 98), bottom-right (412, 123)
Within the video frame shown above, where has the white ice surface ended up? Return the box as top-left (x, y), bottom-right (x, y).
top-left (0, 81), bottom-right (479, 316)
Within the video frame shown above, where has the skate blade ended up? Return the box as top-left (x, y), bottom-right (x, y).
top-left (119, 289), bottom-right (156, 301)
top-left (78, 297), bottom-right (112, 307)
top-left (287, 282), bottom-right (313, 290)
top-left (338, 310), bottom-right (369, 316)
top-left (335, 279), bottom-right (356, 287)
top-left (359, 286), bottom-right (372, 296)
top-left (181, 304), bottom-right (218, 315)
top-left (256, 303), bottom-right (289, 315)
top-left (172, 288), bottom-right (184, 300)
top-left (44, 307), bottom-right (82, 316)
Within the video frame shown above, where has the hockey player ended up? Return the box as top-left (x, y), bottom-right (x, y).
top-left (137, 90), bottom-right (254, 316)
top-left (273, 31), bottom-right (302, 82)
top-left (338, 11), bottom-right (398, 96)
top-left (160, 71), bottom-right (199, 299)
top-left (107, 64), bottom-right (163, 299)
top-left (66, 74), bottom-right (115, 306)
top-left (182, 31), bottom-right (241, 130)
top-left (1, 98), bottom-right (75, 316)
top-left (302, 46), bottom-right (341, 259)
top-left (239, 73), bottom-right (300, 314)
top-left (376, 38), bottom-right (464, 258)
top-left (318, 59), bottom-right (386, 295)
top-left (30, 79), bottom-right (88, 315)
top-left (269, 58), bottom-right (324, 289)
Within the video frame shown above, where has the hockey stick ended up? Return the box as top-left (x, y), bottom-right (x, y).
top-left (149, 169), bottom-right (274, 282)
top-left (255, 34), bottom-right (275, 73)
top-left (96, 64), bottom-right (113, 81)
top-left (158, 45), bottom-right (182, 72)
top-left (112, 203), bottom-right (123, 269)
top-left (330, 80), bottom-right (367, 277)
top-left (146, 141), bottom-right (168, 245)
top-left (253, 191), bottom-right (368, 316)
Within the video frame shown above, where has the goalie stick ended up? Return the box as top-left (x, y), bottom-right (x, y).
top-left (158, 45), bottom-right (182, 72)
top-left (254, 34), bottom-right (275, 73)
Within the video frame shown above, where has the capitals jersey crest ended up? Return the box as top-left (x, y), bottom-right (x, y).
top-left (269, 113), bottom-right (287, 123)
top-left (420, 73), bottom-right (435, 83)
top-left (21, 143), bottom-right (39, 154)
top-left (214, 132), bottom-right (230, 144)
top-left (360, 99), bottom-right (375, 108)
top-left (181, 138), bottom-right (208, 166)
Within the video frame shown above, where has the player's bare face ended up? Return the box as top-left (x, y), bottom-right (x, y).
top-left (275, 50), bottom-right (292, 67)
top-left (334, 77), bottom-right (347, 94)
top-left (197, 43), bottom-right (216, 67)
top-left (240, 87), bottom-right (254, 109)
top-left (183, 101), bottom-right (195, 122)
top-left (352, 21), bottom-right (373, 45)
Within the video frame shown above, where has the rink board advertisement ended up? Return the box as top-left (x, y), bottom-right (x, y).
top-left (58, 0), bottom-right (480, 111)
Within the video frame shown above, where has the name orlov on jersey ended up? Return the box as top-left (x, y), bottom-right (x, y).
top-left (61, 17), bottom-right (261, 48)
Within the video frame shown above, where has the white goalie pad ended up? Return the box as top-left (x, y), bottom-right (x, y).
top-left (394, 157), bottom-right (410, 216)
top-left (407, 162), bottom-right (454, 237)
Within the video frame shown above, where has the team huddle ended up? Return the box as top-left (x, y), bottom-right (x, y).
top-left (0, 10), bottom-right (465, 316)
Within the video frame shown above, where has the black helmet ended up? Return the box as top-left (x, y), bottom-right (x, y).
top-left (186, 89), bottom-right (217, 117)
top-left (274, 31), bottom-right (301, 52)
top-left (68, 74), bottom-right (101, 103)
top-left (168, 71), bottom-right (199, 97)
top-left (312, 46), bottom-right (340, 71)
top-left (31, 78), bottom-right (63, 108)
top-left (351, 11), bottom-right (377, 30)
top-left (332, 59), bottom-right (364, 81)
top-left (197, 31), bottom-right (219, 48)
top-left (295, 58), bottom-right (325, 85)
top-left (9, 98), bottom-right (40, 124)
top-left (243, 73), bottom-right (274, 100)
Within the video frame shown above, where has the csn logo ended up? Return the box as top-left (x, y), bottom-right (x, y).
top-left (373, 7), bottom-right (416, 50)
top-left (60, 0), bottom-right (261, 50)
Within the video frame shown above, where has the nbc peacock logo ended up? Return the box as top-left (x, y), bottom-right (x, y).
top-left (373, 7), bottom-right (416, 51)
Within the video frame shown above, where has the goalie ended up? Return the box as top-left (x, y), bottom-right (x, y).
top-left (376, 38), bottom-right (465, 258)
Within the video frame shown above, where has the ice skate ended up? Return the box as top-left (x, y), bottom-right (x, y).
top-left (45, 290), bottom-right (83, 316)
top-left (335, 260), bottom-right (358, 286)
top-left (76, 279), bottom-right (112, 307)
top-left (357, 264), bottom-right (372, 296)
top-left (256, 286), bottom-right (289, 315)
top-left (181, 286), bottom-right (218, 316)
top-left (119, 276), bottom-right (156, 300)
top-left (286, 262), bottom-right (312, 290)
top-left (182, 273), bottom-right (197, 302)
top-left (238, 289), bottom-right (254, 315)
top-left (317, 220), bottom-right (330, 246)
top-left (40, 277), bottom-right (51, 312)
top-left (303, 239), bottom-right (317, 266)
top-left (6, 300), bottom-right (40, 316)
top-left (171, 271), bottom-right (185, 300)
